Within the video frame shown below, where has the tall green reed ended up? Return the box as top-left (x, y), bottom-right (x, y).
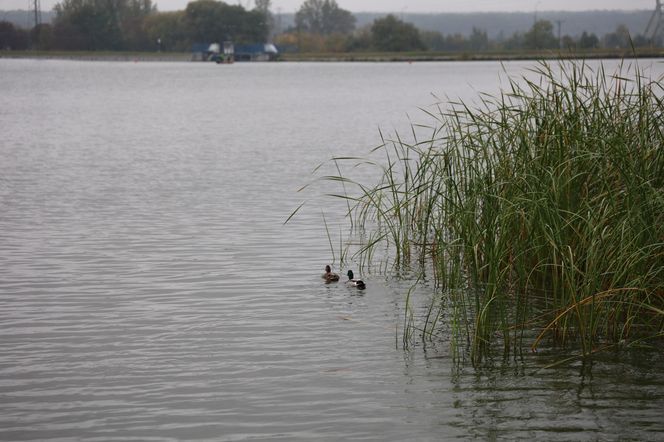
top-left (318, 60), bottom-right (664, 364)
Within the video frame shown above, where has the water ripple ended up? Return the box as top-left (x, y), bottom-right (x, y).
top-left (2, 59), bottom-right (664, 441)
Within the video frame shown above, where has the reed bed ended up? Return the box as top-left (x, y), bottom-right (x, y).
top-left (324, 61), bottom-right (664, 364)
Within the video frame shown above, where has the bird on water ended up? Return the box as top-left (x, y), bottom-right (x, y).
top-left (346, 270), bottom-right (366, 289)
top-left (322, 265), bottom-right (340, 282)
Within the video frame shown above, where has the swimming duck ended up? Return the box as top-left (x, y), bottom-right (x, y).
top-left (322, 265), bottom-right (340, 282)
top-left (346, 270), bottom-right (366, 289)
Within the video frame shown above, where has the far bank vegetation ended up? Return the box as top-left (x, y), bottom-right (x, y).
top-left (1, 0), bottom-right (661, 56)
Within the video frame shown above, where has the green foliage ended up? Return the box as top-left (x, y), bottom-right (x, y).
top-left (52, 0), bottom-right (155, 50)
top-left (184, 0), bottom-right (267, 44)
top-left (11, 3), bottom-right (663, 54)
top-left (295, 0), bottom-right (355, 35)
top-left (420, 28), bottom-right (489, 52)
top-left (469, 27), bottom-right (488, 51)
top-left (46, 0), bottom-right (267, 51)
top-left (321, 61), bottom-right (664, 364)
top-left (254, 0), bottom-right (271, 14)
top-left (370, 14), bottom-right (424, 52)
top-left (254, 0), bottom-right (274, 37)
top-left (420, 30), bottom-right (445, 51)
top-left (523, 19), bottom-right (558, 50)
top-left (123, 0), bottom-right (157, 50)
top-left (415, 21), bottom-right (654, 53)
top-left (578, 31), bottom-right (599, 49)
top-left (53, 0), bottom-right (117, 49)
top-left (344, 26), bottom-right (372, 52)
top-left (604, 24), bottom-right (631, 49)
top-left (274, 30), bottom-right (351, 52)
top-left (31, 24), bottom-right (55, 50)
top-left (0, 20), bottom-right (29, 50)
top-left (144, 11), bottom-right (187, 51)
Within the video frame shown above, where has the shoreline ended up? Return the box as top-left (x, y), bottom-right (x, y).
top-left (2, 49), bottom-right (663, 63)
top-left (0, 51), bottom-right (194, 62)
top-left (279, 48), bottom-right (664, 62)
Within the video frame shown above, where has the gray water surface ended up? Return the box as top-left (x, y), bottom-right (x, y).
top-left (1, 59), bottom-right (664, 441)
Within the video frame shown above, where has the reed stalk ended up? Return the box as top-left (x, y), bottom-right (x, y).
top-left (322, 60), bottom-right (664, 364)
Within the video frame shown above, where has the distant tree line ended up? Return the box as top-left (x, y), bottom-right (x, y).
top-left (278, 2), bottom-right (659, 53)
top-left (0, 0), bottom-right (269, 51)
top-left (0, 20), bottom-right (30, 50)
top-left (0, 0), bottom-right (660, 53)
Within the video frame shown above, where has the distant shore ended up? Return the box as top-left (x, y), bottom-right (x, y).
top-left (279, 48), bottom-right (664, 62)
top-left (2, 48), bottom-right (663, 63)
top-left (0, 51), bottom-right (194, 62)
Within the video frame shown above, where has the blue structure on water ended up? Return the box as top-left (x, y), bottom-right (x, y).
top-left (192, 42), bottom-right (278, 62)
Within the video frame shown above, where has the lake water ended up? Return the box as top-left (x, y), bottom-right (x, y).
top-left (2, 58), bottom-right (664, 441)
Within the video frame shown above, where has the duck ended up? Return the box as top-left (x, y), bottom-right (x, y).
top-left (346, 270), bottom-right (366, 289)
top-left (322, 265), bottom-right (340, 283)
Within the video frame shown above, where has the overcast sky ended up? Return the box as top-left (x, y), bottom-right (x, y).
top-left (2, 0), bottom-right (656, 13)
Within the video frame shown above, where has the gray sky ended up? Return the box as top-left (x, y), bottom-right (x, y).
top-left (2, 0), bottom-right (656, 13)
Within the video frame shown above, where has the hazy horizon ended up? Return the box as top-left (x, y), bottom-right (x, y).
top-left (0, 0), bottom-right (657, 13)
